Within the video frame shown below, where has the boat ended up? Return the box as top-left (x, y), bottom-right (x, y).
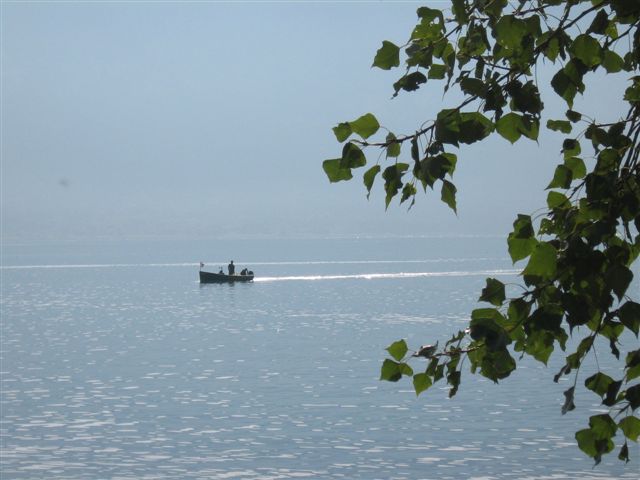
top-left (199, 270), bottom-right (254, 284)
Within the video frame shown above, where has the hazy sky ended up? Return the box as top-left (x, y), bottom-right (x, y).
top-left (0, 1), bottom-right (628, 242)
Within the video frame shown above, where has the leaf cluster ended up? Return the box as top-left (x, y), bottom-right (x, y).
top-left (324, 0), bottom-right (640, 464)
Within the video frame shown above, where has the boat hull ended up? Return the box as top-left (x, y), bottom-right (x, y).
top-left (199, 271), bottom-right (254, 284)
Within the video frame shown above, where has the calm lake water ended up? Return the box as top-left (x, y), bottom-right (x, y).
top-left (1, 237), bottom-right (638, 479)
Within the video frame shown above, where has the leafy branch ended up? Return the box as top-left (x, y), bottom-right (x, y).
top-left (323, 0), bottom-right (640, 464)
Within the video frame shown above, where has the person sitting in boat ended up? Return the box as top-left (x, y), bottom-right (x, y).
top-left (240, 268), bottom-right (248, 275)
top-left (218, 267), bottom-right (224, 274)
top-left (228, 260), bottom-right (235, 276)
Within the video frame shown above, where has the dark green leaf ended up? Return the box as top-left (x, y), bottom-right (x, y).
top-left (562, 386), bottom-right (576, 414)
top-left (382, 163), bottom-right (409, 208)
top-left (566, 110), bottom-right (582, 122)
top-left (458, 112), bottom-right (494, 144)
top-left (479, 278), bottom-right (506, 306)
top-left (440, 179), bottom-right (457, 213)
top-left (470, 308), bottom-right (510, 351)
top-left (386, 339), bottom-right (408, 361)
top-left (372, 41), bottom-right (400, 70)
top-left (619, 442), bottom-right (630, 463)
top-left (607, 264), bottom-right (633, 300)
top-left (340, 142), bottom-right (366, 169)
top-left (393, 72), bottom-right (427, 95)
top-left (323, 158), bottom-right (352, 182)
top-left (435, 109), bottom-right (462, 146)
top-left (380, 359), bottom-right (403, 382)
top-left (627, 384), bottom-right (640, 410)
top-left (363, 165), bottom-right (380, 198)
top-left (547, 119), bottom-right (572, 133)
top-left (618, 301), bottom-right (640, 336)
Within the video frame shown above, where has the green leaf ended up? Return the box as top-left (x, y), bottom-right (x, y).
top-left (507, 214), bottom-right (537, 263)
top-left (602, 50), bottom-right (624, 73)
top-left (590, 414), bottom-right (618, 439)
top-left (547, 191), bottom-right (570, 209)
top-left (495, 15), bottom-right (529, 49)
top-left (607, 264), bottom-right (633, 300)
top-left (413, 372), bottom-right (432, 396)
top-left (401, 183), bottom-right (417, 205)
top-left (470, 308), bottom-right (510, 351)
top-left (566, 110), bottom-right (582, 123)
top-left (479, 278), bottom-right (506, 306)
top-left (585, 372), bottom-right (614, 397)
top-left (323, 158), bottom-right (352, 182)
top-left (380, 359), bottom-right (403, 382)
top-left (340, 142), bottom-right (366, 169)
top-left (547, 119), bottom-right (572, 133)
top-left (428, 64), bottom-right (447, 79)
top-left (570, 34), bottom-right (603, 68)
top-left (372, 41), bottom-right (400, 70)
top-left (576, 427), bottom-right (614, 465)
top-left (562, 386), bottom-right (576, 414)
top-left (564, 156), bottom-right (587, 179)
top-left (435, 109), bottom-right (462, 146)
top-left (363, 165), bottom-right (381, 198)
top-left (458, 112), bottom-right (494, 144)
top-left (350, 113), bottom-right (380, 140)
top-left (382, 163), bottom-right (409, 208)
top-left (562, 138), bottom-right (581, 159)
top-left (333, 122), bottom-right (352, 142)
top-left (393, 71), bottom-right (427, 95)
top-left (496, 113), bottom-right (538, 143)
top-left (386, 339), bottom-right (408, 361)
top-left (496, 113), bottom-right (522, 143)
top-left (547, 165), bottom-right (573, 189)
top-left (523, 242), bottom-right (558, 279)
top-left (440, 179), bottom-right (457, 213)
top-left (619, 416), bottom-right (640, 442)
top-left (618, 301), bottom-right (640, 336)
top-left (385, 133), bottom-right (401, 158)
top-left (619, 442), bottom-right (629, 463)
top-left (628, 384), bottom-right (640, 410)
top-left (479, 348), bottom-right (516, 381)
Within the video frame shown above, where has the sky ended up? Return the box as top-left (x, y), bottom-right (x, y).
top-left (0, 1), bottom-right (629, 242)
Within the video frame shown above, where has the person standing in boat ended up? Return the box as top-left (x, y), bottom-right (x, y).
top-left (228, 260), bottom-right (235, 276)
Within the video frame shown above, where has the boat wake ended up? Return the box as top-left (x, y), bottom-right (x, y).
top-left (254, 269), bottom-right (519, 282)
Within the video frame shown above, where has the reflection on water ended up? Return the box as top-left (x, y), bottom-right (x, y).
top-left (1, 253), bottom-right (637, 479)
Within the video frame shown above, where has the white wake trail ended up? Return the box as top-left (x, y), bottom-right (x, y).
top-left (254, 269), bottom-right (519, 282)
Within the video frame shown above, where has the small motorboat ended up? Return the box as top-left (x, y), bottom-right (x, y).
top-left (199, 270), bottom-right (254, 284)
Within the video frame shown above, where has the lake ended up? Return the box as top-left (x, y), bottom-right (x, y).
top-left (1, 236), bottom-right (637, 479)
